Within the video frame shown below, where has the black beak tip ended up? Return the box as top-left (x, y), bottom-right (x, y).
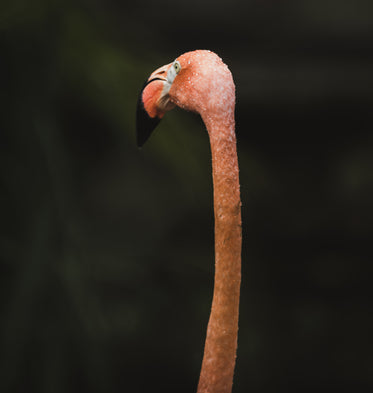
top-left (136, 86), bottom-right (162, 148)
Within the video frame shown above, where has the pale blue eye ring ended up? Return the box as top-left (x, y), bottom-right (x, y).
top-left (173, 60), bottom-right (181, 74)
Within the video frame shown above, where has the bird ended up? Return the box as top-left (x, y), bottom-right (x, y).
top-left (136, 50), bottom-right (242, 393)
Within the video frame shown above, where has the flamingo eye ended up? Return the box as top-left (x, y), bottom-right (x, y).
top-left (167, 60), bottom-right (181, 84)
top-left (173, 60), bottom-right (181, 74)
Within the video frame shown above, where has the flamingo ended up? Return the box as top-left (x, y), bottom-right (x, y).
top-left (136, 50), bottom-right (242, 393)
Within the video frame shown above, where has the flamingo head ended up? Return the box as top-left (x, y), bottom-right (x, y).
top-left (136, 50), bottom-right (235, 147)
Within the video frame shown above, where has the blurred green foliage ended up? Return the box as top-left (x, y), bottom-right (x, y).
top-left (1, 1), bottom-right (372, 393)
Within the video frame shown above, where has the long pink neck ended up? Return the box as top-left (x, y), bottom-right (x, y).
top-left (197, 113), bottom-right (242, 393)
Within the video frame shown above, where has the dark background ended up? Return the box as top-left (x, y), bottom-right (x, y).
top-left (1, 1), bottom-right (372, 392)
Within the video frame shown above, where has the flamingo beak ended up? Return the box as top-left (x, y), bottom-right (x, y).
top-left (136, 63), bottom-right (175, 147)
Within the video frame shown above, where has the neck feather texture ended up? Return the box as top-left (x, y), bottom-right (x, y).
top-left (197, 113), bottom-right (242, 393)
